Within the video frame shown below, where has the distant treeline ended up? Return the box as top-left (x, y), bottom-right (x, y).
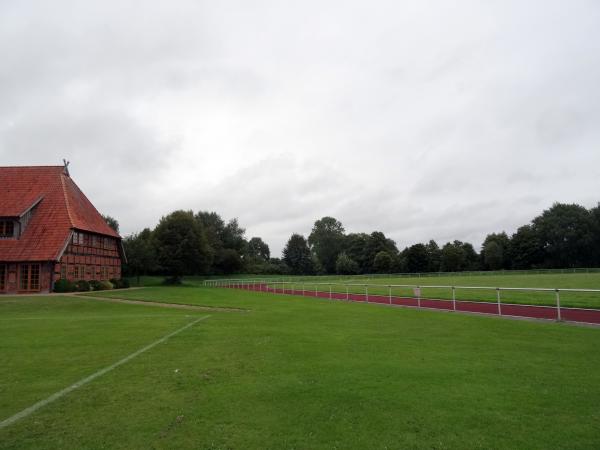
top-left (120, 203), bottom-right (600, 280)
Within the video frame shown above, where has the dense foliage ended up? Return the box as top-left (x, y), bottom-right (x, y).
top-left (123, 202), bottom-right (600, 279)
top-left (123, 210), bottom-right (279, 279)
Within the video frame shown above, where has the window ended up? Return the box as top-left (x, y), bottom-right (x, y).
top-left (0, 264), bottom-right (6, 291)
top-left (19, 264), bottom-right (40, 291)
top-left (60, 264), bottom-right (67, 280)
top-left (73, 265), bottom-right (85, 279)
top-left (0, 221), bottom-right (14, 238)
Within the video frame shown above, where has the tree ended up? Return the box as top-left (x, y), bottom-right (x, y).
top-left (482, 240), bottom-right (503, 270)
top-left (591, 204), bottom-right (600, 266)
top-left (247, 237), bottom-right (270, 261)
top-left (532, 203), bottom-right (596, 268)
top-left (335, 252), bottom-right (359, 275)
top-left (508, 225), bottom-right (543, 269)
top-left (481, 232), bottom-right (510, 270)
top-left (215, 248), bottom-right (244, 274)
top-left (343, 233), bottom-right (370, 273)
top-left (461, 242), bottom-right (480, 270)
top-left (373, 251), bottom-right (393, 273)
top-left (102, 214), bottom-right (119, 233)
top-left (308, 217), bottom-right (345, 274)
top-left (425, 240), bottom-right (441, 272)
top-left (363, 231), bottom-right (397, 273)
top-left (122, 228), bottom-right (157, 283)
top-left (440, 241), bottom-right (466, 272)
top-left (153, 210), bottom-right (211, 282)
top-left (404, 244), bottom-right (429, 273)
top-left (283, 234), bottom-right (315, 275)
top-left (222, 218), bottom-right (247, 254)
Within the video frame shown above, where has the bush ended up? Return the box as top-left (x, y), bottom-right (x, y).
top-left (54, 279), bottom-right (76, 293)
top-left (162, 276), bottom-right (182, 285)
top-left (89, 280), bottom-right (113, 291)
top-left (110, 278), bottom-right (130, 289)
top-left (74, 280), bottom-right (91, 292)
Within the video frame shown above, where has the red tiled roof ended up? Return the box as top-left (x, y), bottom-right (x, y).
top-left (0, 166), bottom-right (120, 262)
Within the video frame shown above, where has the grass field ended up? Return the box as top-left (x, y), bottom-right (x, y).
top-left (2, 286), bottom-right (600, 449)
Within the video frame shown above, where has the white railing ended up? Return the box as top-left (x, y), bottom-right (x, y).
top-left (204, 278), bottom-right (600, 322)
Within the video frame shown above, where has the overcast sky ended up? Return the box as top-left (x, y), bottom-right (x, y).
top-left (1, 1), bottom-right (599, 256)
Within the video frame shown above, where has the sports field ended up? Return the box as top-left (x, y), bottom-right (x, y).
top-left (2, 281), bottom-right (600, 449)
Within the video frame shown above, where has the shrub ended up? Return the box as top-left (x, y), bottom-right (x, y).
top-left (54, 279), bottom-right (76, 293)
top-left (110, 278), bottom-right (130, 289)
top-left (162, 276), bottom-right (182, 285)
top-left (74, 280), bottom-right (91, 292)
top-left (95, 280), bottom-right (114, 291)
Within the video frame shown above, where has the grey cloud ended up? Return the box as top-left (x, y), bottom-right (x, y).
top-left (1, 0), bottom-right (599, 256)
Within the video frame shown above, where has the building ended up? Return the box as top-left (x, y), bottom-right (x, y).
top-left (0, 164), bottom-right (124, 294)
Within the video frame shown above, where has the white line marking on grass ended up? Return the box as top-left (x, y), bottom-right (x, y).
top-left (0, 315), bottom-right (210, 430)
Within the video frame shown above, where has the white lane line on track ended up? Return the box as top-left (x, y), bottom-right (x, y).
top-left (0, 315), bottom-right (210, 430)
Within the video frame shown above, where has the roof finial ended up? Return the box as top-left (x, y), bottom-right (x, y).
top-left (62, 159), bottom-right (70, 177)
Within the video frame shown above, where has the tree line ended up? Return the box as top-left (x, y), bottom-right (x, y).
top-left (122, 210), bottom-right (284, 282)
top-left (119, 202), bottom-right (600, 280)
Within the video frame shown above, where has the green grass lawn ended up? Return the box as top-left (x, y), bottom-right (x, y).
top-left (2, 287), bottom-right (600, 449)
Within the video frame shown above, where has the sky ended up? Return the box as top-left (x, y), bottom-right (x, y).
top-left (1, 0), bottom-right (599, 256)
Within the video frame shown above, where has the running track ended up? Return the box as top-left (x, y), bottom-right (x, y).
top-left (222, 283), bottom-right (600, 325)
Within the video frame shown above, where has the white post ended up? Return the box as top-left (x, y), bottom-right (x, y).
top-left (556, 289), bottom-right (561, 321)
top-left (452, 287), bottom-right (456, 311)
top-left (346, 284), bottom-right (349, 301)
top-left (388, 285), bottom-right (392, 305)
top-left (302, 283), bottom-right (305, 296)
top-left (417, 286), bottom-right (421, 308)
top-left (329, 284), bottom-right (332, 299)
top-left (497, 288), bottom-right (502, 316)
top-left (365, 285), bottom-right (369, 302)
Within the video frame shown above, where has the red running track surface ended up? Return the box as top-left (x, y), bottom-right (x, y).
top-left (224, 284), bottom-right (600, 325)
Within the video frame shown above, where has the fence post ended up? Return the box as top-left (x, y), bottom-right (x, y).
top-left (452, 286), bottom-right (456, 311)
top-left (315, 284), bottom-right (318, 297)
top-left (329, 284), bottom-right (332, 299)
top-left (417, 286), bottom-right (421, 308)
top-left (346, 284), bottom-right (349, 301)
top-left (388, 285), bottom-right (392, 305)
top-left (365, 284), bottom-right (369, 302)
top-left (302, 283), bottom-right (305, 296)
top-left (497, 288), bottom-right (502, 316)
top-left (556, 289), bottom-right (561, 321)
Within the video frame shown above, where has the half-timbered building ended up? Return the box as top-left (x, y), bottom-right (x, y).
top-left (0, 165), bottom-right (124, 294)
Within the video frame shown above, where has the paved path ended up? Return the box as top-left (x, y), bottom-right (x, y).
top-left (75, 294), bottom-right (248, 312)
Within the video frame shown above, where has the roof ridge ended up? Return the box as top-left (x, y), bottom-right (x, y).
top-left (0, 165), bottom-right (63, 168)
top-left (60, 171), bottom-right (75, 228)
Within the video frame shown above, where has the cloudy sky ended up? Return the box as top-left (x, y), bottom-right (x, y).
top-left (1, 1), bottom-right (599, 256)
